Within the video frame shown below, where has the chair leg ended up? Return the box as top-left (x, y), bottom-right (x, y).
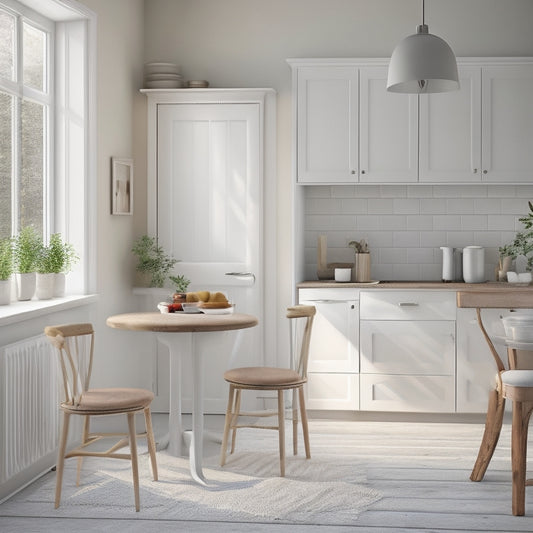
top-left (471, 386), bottom-right (506, 482)
top-left (278, 389), bottom-right (285, 477)
top-left (127, 412), bottom-right (140, 512)
top-left (230, 389), bottom-right (242, 455)
top-left (292, 388), bottom-right (298, 456)
top-left (55, 411), bottom-right (70, 509)
top-left (511, 400), bottom-right (533, 516)
top-left (220, 384), bottom-right (236, 467)
top-left (76, 415), bottom-right (90, 486)
top-left (298, 386), bottom-right (311, 459)
top-left (144, 407), bottom-right (158, 481)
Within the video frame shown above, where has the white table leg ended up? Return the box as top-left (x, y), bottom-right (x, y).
top-left (189, 333), bottom-right (207, 485)
top-left (157, 333), bottom-right (185, 457)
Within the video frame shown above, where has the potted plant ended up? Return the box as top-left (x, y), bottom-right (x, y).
top-left (0, 237), bottom-right (14, 305)
top-left (169, 274), bottom-right (191, 305)
top-left (499, 201), bottom-right (533, 279)
top-left (46, 233), bottom-right (79, 297)
top-left (132, 235), bottom-right (178, 288)
top-left (35, 243), bottom-right (56, 300)
top-left (348, 239), bottom-right (371, 282)
top-left (14, 226), bottom-right (42, 301)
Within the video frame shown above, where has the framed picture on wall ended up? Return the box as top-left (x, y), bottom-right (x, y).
top-left (111, 157), bottom-right (133, 215)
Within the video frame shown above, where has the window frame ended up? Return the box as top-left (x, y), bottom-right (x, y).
top-left (0, 0), bottom-right (97, 319)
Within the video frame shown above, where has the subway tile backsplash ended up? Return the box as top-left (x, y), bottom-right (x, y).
top-left (304, 184), bottom-right (533, 282)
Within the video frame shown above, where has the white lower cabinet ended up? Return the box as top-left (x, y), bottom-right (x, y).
top-left (455, 307), bottom-right (509, 413)
top-left (299, 288), bottom-right (359, 410)
top-left (360, 374), bottom-right (455, 413)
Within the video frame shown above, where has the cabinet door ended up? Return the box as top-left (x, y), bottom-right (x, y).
top-left (456, 308), bottom-right (509, 413)
top-left (481, 65), bottom-right (533, 182)
top-left (359, 67), bottom-right (418, 183)
top-left (299, 299), bottom-right (359, 373)
top-left (419, 66), bottom-right (482, 182)
top-left (360, 374), bottom-right (455, 412)
top-left (307, 373), bottom-right (359, 410)
top-left (296, 66), bottom-right (358, 183)
top-left (360, 320), bottom-right (455, 375)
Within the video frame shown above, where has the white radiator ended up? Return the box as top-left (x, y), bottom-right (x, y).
top-left (0, 335), bottom-right (60, 484)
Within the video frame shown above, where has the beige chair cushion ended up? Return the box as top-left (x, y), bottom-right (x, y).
top-left (62, 388), bottom-right (154, 414)
top-left (224, 367), bottom-right (305, 387)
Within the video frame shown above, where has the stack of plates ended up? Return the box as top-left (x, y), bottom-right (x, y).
top-left (144, 62), bottom-right (184, 89)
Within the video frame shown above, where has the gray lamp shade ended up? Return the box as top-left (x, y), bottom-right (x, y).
top-left (387, 24), bottom-right (459, 94)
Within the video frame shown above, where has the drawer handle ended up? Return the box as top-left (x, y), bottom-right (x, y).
top-left (398, 302), bottom-right (419, 307)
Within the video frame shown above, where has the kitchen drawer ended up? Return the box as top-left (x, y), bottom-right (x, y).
top-left (360, 290), bottom-right (456, 320)
top-left (360, 374), bottom-right (455, 412)
top-left (299, 288), bottom-right (360, 301)
top-left (306, 372), bottom-right (359, 410)
top-left (360, 320), bottom-right (455, 375)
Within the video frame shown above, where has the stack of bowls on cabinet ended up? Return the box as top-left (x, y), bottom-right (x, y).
top-left (144, 62), bottom-right (184, 88)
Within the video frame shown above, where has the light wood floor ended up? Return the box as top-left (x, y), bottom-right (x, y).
top-left (1, 413), bottom-right (533, 532)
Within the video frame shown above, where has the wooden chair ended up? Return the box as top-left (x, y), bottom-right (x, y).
top-left (45, 323), bottom-right (158, 512)
top-left (220, 305), bottom-right (316, 476)
top-left (501, 366), bottom-right (533, 515)
top-left (456, 291), bottom-right (533, 515)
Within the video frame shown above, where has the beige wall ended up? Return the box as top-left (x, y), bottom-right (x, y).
top-left (78, 0), bottom-right (533, 386)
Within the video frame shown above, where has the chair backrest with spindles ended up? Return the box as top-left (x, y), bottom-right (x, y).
top-left (44, 323), bottom-right (95, 407)
top-left (287, 305), bottom-right (316, 379)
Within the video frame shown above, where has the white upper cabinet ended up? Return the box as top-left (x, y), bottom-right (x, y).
top-left (296, 65), bottom-right (359, 183)
top-left (419, 66), bottom-right (482, 182)
top-left (420, 62), bottom-right (533, 183)
top-left (291, 58), bottom-right (533, 184)
top-left (359, 66), bottom-right (418, 183)
top-left (481, 65), bottom-right (533, 182)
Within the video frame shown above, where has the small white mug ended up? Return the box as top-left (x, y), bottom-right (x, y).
top-left (335, 268), bottom-right (352, 283)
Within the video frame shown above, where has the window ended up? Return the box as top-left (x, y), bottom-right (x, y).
top-left (0, 4), bottom-right (52, 240)
top-left (0, 0), bottom-right (96, 298)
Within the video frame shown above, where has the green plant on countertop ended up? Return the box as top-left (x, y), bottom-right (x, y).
top-left (14, 226), bottom-right (42, 274)
top-left (132, 235), bottom-right (178, 288)
top-left (36, 233), bottom-right (79, 274)
top-left (348, 239), bottom-right (369, 253)
top-left (169, 274), bottom-right (190, 294)
top-left (499, 200), bottom-right (533, 272)
top-left (0, 237), bottom-right (14, 280)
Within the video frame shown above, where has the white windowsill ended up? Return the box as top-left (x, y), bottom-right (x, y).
top-left (0, 294), bottom-right (99, 327)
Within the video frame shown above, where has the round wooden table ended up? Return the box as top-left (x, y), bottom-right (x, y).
top-left (106, 311), bottom-right (258, 484)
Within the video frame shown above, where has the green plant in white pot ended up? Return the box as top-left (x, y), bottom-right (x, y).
top-left (35, 234), bottom-right (79, 299)
top-left (14, 226), bottom-right (42, 301)
top-left (0, 237), bottom-right (14, 305)
top-left (499, 201), bottom-right (533, 278)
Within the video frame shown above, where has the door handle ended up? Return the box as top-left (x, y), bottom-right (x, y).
top-left (225, 272), bottom-right (256, 284)
top-left (398, 302), bottom-right (419, 307)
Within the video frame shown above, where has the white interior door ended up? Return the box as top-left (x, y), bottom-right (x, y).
top-left (155, 102), bottom-right (264, 413)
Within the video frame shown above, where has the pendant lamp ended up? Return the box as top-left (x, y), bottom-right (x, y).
top-left (387, 0), bottom-right (459, 94)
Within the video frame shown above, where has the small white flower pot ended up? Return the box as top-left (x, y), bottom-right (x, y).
top-left (16, 272), bottom-right (36, 301)
top-left (0, 278), bottom-right (11, 305)
top-left (53, 272), bottom-right (66, 297)
top-left (36, 273), bottom-right (55, 300)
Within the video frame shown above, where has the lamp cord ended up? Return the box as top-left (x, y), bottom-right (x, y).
top-left (422, 0), bottom-right (425, 25)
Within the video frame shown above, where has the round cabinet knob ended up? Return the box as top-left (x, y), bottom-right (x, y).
top-left (473, 168), bottom-right (478, 174)
top-left (483, 170), bottom-right (488, 174)
top-left (351, 170), bottom-right (356, 174)
top-left (361, 170), bottom-right (366, 174)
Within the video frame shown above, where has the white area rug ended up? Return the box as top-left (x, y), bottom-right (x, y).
top-left (0, 431), bottom-right (381, 525)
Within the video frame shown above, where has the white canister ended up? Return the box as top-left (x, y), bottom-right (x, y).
top-left (334, 268), bottom-right (352, 283)
top-left (463, 246), bottom-right (485, 283)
